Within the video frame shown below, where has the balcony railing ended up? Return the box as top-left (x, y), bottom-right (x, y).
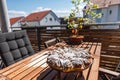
top-left (11, 23), bottom-right (120, 71)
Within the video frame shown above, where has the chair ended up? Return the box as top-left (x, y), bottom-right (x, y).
top-left (44, 37), bottom-right (60, 48)
top-left (99, 61), bottom-right (120, 80)
top-left (0, 30), bottom-right (34, 67)
top-left (0, 58), bottom-right (5, 69)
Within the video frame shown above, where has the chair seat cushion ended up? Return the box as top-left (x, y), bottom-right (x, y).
top-left (0, 30), bottom-right (34, 66)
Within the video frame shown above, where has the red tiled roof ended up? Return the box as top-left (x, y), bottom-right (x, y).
top-left (90, 0), bottom-right (120, 8)
top-left (21, 10), bottom-right (51, 22)
top-left (10, 16), bottom-right (24, 25)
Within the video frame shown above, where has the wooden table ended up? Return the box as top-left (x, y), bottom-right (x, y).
top-left (0, 42), bottom-right (101, 80)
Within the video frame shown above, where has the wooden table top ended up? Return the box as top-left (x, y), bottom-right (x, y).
top-left (0, 42), bottom-right (101, 80)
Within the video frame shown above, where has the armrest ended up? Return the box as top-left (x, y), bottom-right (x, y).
top-left (99, 67), bottom-right (120, 76)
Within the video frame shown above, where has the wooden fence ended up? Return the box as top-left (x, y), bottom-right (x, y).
top-left (12, 25), bottom-right (120, 72)
top-left (19, 25), bottom-right (69, 51)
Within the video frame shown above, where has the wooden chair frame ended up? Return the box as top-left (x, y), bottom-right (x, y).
top-left (44, 37), bottom-right (60, 48)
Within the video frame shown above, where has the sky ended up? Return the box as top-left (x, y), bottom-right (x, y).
top-left (6, 0), bottom-right (86, 18)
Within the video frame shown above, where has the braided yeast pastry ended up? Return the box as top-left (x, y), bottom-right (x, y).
top-left (47, 46), bottom-right (92, 72)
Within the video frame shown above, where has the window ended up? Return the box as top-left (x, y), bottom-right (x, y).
top-left (102, 13), bottom-right (104, 17)
top-left (54, 18), bottom-right (56, 21)
top-left (50, 18), bottom-right (52, 21)
top-left (45, 17), bottom-right (47, 22)
top-left (109, 10), bottom-right (112, 14)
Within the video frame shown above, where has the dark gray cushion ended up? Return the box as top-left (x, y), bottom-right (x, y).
top-left (16, 39), bottom-right (25, 48)
top-left (23, 37), bottom-right (31, 45)
top-left (26, 45), bottom-right (34, 55)
top-left (8, 40), bottom-right (18, 50)
top-left (0, 42), bottom-right (10, 53)
top-left (15, 30), bottom-right (26, 39)
top-left (0, 30), bottom-right (34, 66)
top-left (0, 33), bottom-right (6, 42)
top-left (11, 49), bottom-right (22, 60)
top-left (19, 47), bottom-right (28, 56)
top-left (2, 52), bottom-right (15, 65)
top-left (5, 32), bottom-right (15, 41)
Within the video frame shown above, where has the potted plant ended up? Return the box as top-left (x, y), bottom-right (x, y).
top-left (65, 0), bottom-right (101, 44)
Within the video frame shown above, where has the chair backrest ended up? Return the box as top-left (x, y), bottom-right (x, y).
top-left (44, 37), bottom-right (60, 48)
top-left (0, 30), bottom-right (34, 66)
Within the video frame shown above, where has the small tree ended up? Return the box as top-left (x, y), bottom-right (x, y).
top-left (66, 0), bottom-right (101, 29)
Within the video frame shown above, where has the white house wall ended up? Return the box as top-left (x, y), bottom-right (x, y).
top-left (11, 18), bottom-right (24, 30)
top-left (27, 21), bottom-right (39, 26)
top-left (12, 21), bottom-right (21, 27)
top-left (94, 5), bottom-right (119, 29)
top-left (99, 5), bottom-right (119, 22)
top-left (101, 8), bottom-right (108, 22)
top-left (107, 5), bottom-right (118, 22)
top-left (11, 21), bottom-right (22, 30)
top-left (103, 5), bottom-right (119, 29)
top-left (40, 12), bottom-right (60, 26)
top-left (117, 5), bottom-right (120, 21)
top-left (26, 11), bottom-right (60, 27)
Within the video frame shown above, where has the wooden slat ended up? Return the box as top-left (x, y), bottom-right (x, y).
top-left (7, 55), bottom-right (47, 79)
top-left (31, 67), bottom-right (52, 80)
top-left (11, 58), bottom-right (47, 80)
top-left (83, 42), bottom-right (97, 80)
top-left (21, 65), bottom-right (48, 80)
top-left (0, 50), bottom-right (48, 74)
top-left (99, 67), bottom-right (120, 76)
top-left (88, 43), bottom-right (101, 80)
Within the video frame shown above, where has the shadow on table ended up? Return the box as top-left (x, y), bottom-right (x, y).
top-left (36, 67), bottom-right (85, 80)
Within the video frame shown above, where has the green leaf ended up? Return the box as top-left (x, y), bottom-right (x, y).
top-left (71, 0), bottom-right (75, 4)
top-left (83, 0), bottom-right (89, 2)
top-left (92, 4), bottom-right (99, 8)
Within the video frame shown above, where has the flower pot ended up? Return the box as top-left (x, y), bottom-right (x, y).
top-left (69, 35), bottom-right (84, 45)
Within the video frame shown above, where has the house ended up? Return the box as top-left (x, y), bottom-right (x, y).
top-left (89, 0), bottom-right (120, 29)
top-left (59, 17), bottom-right (67, 24)
top-left (10, 16), bottom-right (24, 27)
top-left (10, 16), bottom-right (24, 30)
top-left (21, 10), bottom-right (60, 29)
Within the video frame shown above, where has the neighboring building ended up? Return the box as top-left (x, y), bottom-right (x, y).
top-left (10, 16), bottom-right (24, 30)
top-left (88, 0), bottom-right (120, 29)
top-left (10, 16), bottom-right (24, 27)
top-left (59, 17), bottom-right (67, 24)
top-left (21, 10), bottom-right (60, 29)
